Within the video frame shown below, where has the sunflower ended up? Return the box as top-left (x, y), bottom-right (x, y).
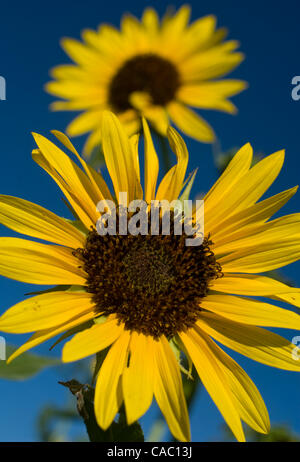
top-left (1, 112), bottom-right (300, 442)
top-left (46, 6), bottom-right (247, 157)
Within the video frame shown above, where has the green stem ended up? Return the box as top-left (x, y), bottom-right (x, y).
top-left (59, 379), bottom-right (144, 442)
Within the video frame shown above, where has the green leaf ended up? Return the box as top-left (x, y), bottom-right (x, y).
top-left (26, 285), bottom-right (86, 297)
top-left (65, 219), bottom-right (88, 235)
top-left (88, 145), bottom-right (105, 170)
top-left (0, 345), bottom-right (60, 380)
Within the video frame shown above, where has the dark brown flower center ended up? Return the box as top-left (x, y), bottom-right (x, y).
top-left (108, 53), bottom-right (180, 112)
top-left (75, 216), bottom-right (222, 339)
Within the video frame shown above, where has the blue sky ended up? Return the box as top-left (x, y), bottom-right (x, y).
top-left (0, 0), bottom-right (300, 442)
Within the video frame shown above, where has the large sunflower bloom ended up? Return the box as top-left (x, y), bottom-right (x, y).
top-left (1, 112), bottom-right (300, 442)
top-left (46, 6), bottom-right (247, 157)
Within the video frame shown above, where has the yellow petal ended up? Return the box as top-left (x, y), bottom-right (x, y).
top-left (219, 240), bottom-right (300, 273)
top-left (33, 132), bottom-right (100, 209)
top-left (7, 310), bottom-right (95, 363)
top-left (62, 316), bottom-right (123, 362)
top-left (197, 311), bottom-right (300, 371)
top-left (162, 6), bottom-right (191, 38)
top-left (122, 332), bottom-right (154, 424)
top-left (142, 8), bottom-right (159, 33)
top-left (177, 15), bottom-right (217, 59)
top-left (49, 64), bottom-right (88, 81)
top-left (0, 291), bottom-right (93, 333)
top-left (87, 165), bottom-right (115, 207)
top-left (83, 129), bottom-right (102, 158)
top-left (201, 294), bottom-right (300, 329)
top-left (66, 109), bottom-right (104, 137)
top-left (127, 133), bottom-right (143, 200)
top-left (118, 108), bottom-right (141, 133)
top-left (141, 117), bottom-right (159, 203)
top-left (156, 127), bottom-right (189, 202)
top-left (153, 336), bottom-right (190, 442)
top-left (33, 149), bottom-right (93, 230)
top-left (46, 80), bottom-right (105, 100)
top-left (213, 273), bottom-right (300, 297)
top-left (95, 330), bottom-right (130, 430)
top-left (130, 91), bottom-right (151, 112)
top-left (204, 143), bottom-right (253, 221)
top-left (130, 133), bottom-right (141, 182)
top-left (195, 327), bottom-right (270, 434)
top-left (32, 133), bottom-right (99, 224)
top-left (168, 102), bottom-right (215, 143)
top-left (180, 328), bottom-right (245, 441)
top-left (177, 80), bottom-right (247, 113)
top-left (0, 237), bottom-right (86, 285)
top-left (181, 43), bottom-right (244, 81)
top-left (51, 130), bottom-right (113, 205)
top-left (97, 24), bottom-right (124, 51)
top-left (272, 293), bottom-right (300, 308)
top-left (0, 195), bottom-right (85, 248)
top-left (213, 213), bottom-right (300, 256)
top-left (207, 150), bottom-right (285, 231)
top-left (144, 105), bottom-right (169, 135)
top-left (82, 26), bottom-right (125, 58)
top-left (101, 111), bottom-right (141, 203)
top-left (61, 37), bottom-right (108, 69)
top-left (50, 99), bottom-right (101, 111)
top-left (182, 80), bottom-right (247, 100)
top-left (211, 186), bottom-right (298, 240)
top-left (121, 15), bottom-right (148, 51)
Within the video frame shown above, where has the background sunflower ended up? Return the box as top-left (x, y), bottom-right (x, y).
top-left (46, 6), bottom-right (247, 156)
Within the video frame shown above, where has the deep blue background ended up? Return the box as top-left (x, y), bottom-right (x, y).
top-left (0, 0), bottom-right (300, 442)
